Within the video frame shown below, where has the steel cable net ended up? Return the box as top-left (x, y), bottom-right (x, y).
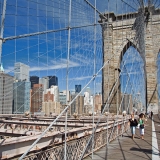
top-left (0, 0), bottom-right (103, 115)
top-left (0, 0), bottom-right (160, 159)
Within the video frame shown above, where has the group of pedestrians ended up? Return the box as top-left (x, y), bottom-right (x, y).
top-left (128, 113), bottom-right (146, 140)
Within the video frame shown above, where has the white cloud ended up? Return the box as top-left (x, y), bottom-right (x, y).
top-left (30, 58), bottom-right (80, 72)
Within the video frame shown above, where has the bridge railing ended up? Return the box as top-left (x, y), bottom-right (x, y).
top-left (20, 118), bottom-right (129, 160)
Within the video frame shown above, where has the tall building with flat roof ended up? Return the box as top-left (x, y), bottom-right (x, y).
top-left (13, 81), bottom-right (31, 114)
top-left (0, 72), bottom-right (13, 114)
top-left (47, 76), bottom-right (58, 88)
top-left (14, 62), bottom-right (29, 82)
top-left (30, 76), bottom-right (39, 89)
top-left (39, 77), bottom-right (49, 92)
top-left (30, 84), bottom-right (43, 113)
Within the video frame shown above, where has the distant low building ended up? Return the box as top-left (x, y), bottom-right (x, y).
top-left (71, 94), bottom-right (84, 115)
top-left (42, 101), bottom-right (61, 116)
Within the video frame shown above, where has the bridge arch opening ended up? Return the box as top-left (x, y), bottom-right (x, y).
top-left (119, 44), bottom-right (145, 114)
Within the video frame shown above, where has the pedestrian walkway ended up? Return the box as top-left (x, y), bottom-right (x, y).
top-left (84, 115), bottom-right (160, 160)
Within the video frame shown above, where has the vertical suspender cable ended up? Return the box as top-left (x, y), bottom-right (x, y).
top-left (37, 0), bottom-right (40, 113)
top-left (46, 0), bottom-right (49, 77)
top-left (92, 0), bottom-right (97, 158)
top-left (65, 0), bottom-right (72, 159)
top-left (15, 0), bottom-right (17, 114)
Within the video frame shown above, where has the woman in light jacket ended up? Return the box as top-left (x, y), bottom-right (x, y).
top-left (138, 113), bottom-right (145, 139)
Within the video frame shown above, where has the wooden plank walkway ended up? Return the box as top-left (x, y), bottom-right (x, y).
top-left (84, 115), bottom-right (160, 160)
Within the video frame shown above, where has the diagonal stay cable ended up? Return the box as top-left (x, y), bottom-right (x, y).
top-left (3, 23), bottom-right (103, 42)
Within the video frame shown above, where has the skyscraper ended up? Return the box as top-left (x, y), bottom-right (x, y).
top-left (30, 84), bottom-right (43, 113)
top-left (0, 70), bottom-right (13, 114)
top-left (75, 85), bottom-right (81, 93)
top-left (39, 77), bottom-right (49, 92)
top-left (13, 81), bottom-right (31, 114)
top-left (14, 62), bottom-right (29, 81)
top-left (30, 76), bottom-right (39, 89)
top-left (13, 62), bottom-right (31, 114)
top-left (47, 76), bottom-right (58, 88)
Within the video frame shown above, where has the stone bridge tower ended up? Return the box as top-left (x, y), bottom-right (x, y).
top-left (100, 6), bottom-right (160, 113)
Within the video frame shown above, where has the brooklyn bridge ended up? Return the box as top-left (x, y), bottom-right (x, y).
top-left (0, 0), bottom-right (159, 159)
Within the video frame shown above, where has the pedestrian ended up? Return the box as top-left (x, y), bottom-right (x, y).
top-left (151, 111), bottom-right (153, 119)
top-left (128, 114), bottom-right (138, 139)
top-left (138, 113), bottom-right (145, 140)
top-left (144, 114), bottom-right (148, 124)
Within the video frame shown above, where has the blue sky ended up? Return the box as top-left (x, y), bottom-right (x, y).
top-left (0, 0), bottom-right (160, 100)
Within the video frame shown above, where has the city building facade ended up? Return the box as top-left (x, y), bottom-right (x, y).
top-left (42, 101), bottom-right (61, 116)
top-left (30, 84), bottom-right (43, 113)
top-left (30, 76), bottom-right (39, 89)
top-left (71, 94), bottom-right (84, 115)
top-left (14, 62), bottom-right (29, 81)
top-left (59, 90), bottom-right (70, 105)
top-left (44, 91), bottom-right (54, 102)
top-left (95, 94), bottom-right (102, 113)
top-left (39, 77), bottom-right (49, 92)
top-left (13, 81), bottom-right (31, 114)
top-left (46, 85), bottom-right (59, 102)
top-left (0, 72), bottom-right (13, 114)
top-left (47, 76), bottom-right (58, 88)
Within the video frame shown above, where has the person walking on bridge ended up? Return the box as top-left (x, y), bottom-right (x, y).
top-left (138, 113), bottom-right (145, 140)
top-left (129, 114), bottom-right (138, 139)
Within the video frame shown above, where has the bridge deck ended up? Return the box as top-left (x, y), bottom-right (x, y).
top-left (84, 115), bottom-right (160, 160)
